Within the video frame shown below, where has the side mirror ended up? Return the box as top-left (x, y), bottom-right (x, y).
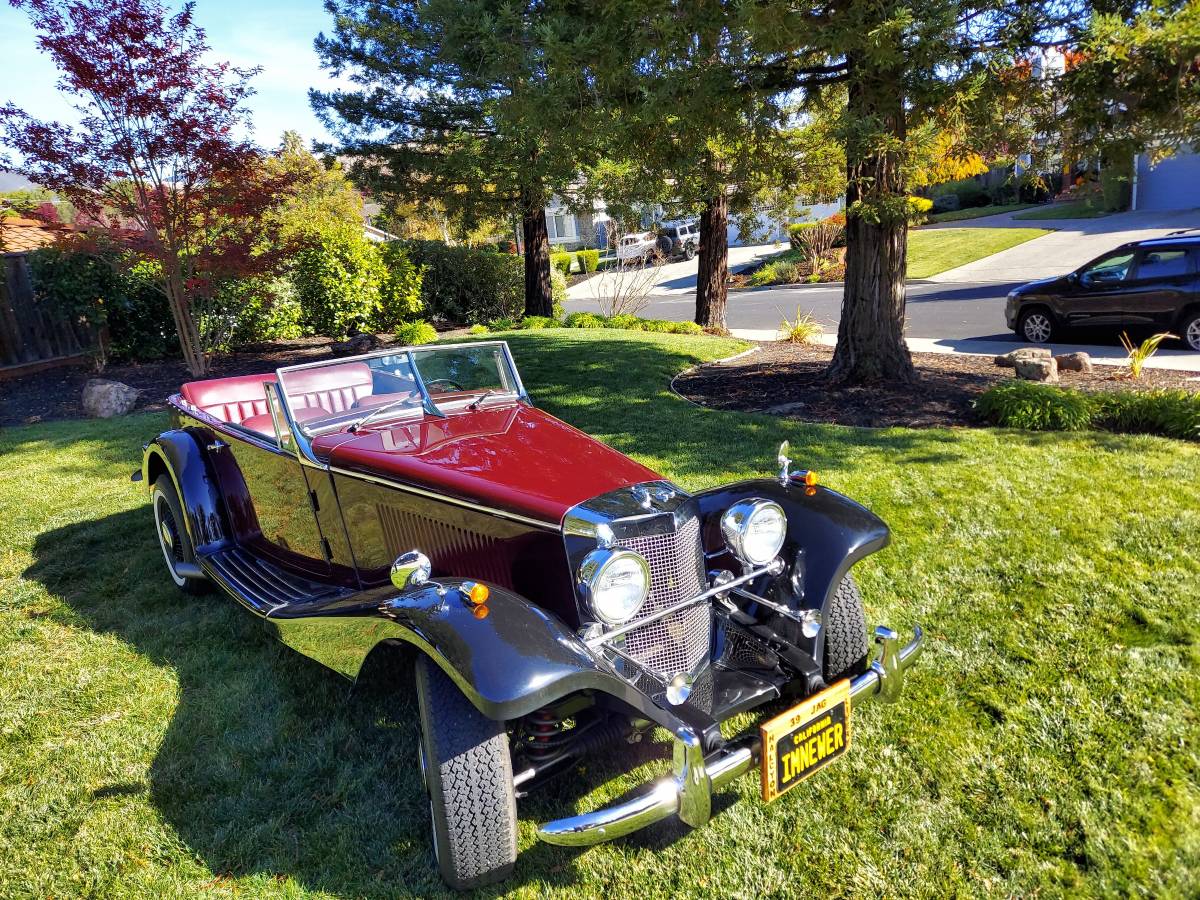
top-left (1067, 271), bottom-right (1079, 285)
top-left (391, 550), bottom-right (432, 591)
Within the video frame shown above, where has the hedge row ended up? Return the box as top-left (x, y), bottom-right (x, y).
top-left (470, 312), bottom-right (704, 336)
top-left (975, 380), bottom-right (1200, 441)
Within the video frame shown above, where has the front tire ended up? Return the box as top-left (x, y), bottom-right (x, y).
top-left (416, 655), bottom-right (517, 890)
top-left (684, 242), bottom-right (696, 261)
top-left (823, 575), bottom-right (869, 684)
top-left (151, 475), bottom-right (208, 595)
top-left (1018, 307), bottom-right (1056, 344)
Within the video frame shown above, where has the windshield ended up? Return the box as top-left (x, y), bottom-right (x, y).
top-left (276, 342), bottom-right (522, 436)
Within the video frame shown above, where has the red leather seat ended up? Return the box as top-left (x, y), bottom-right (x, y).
top-left (180, 374), bottom-right (276, 424)
top-left (282, 362), bottom-right (374, 416)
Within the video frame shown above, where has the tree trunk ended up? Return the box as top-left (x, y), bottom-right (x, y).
top-left (163, 262), bottom-right (207, 377)
top-left (826, 56), bottom-right (916, 385)
top-left (521, 194), bottom-right (553, 318)
top-left (695, 191), bottom-right (729, 331)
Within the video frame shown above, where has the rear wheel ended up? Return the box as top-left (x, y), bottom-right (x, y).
top-left (151, 475), bottom-right (208, 595)
top-left (1018, 308), bottom-right (1056, 343)
top-left (684, 241), bottom-right (696, 261)
top-left (823, 575), bottom-right (869, 684)
top-left (416, 655), bottom-right (517, 890)
top-left (1181, 310), bottom-right (1200, 351)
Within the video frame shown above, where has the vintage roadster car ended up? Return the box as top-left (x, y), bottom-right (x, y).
top-left (136, 341), bottom-right (923, 889)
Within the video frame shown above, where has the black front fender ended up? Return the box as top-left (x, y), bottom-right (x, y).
top-left (142, 429), bottom-right (229, 554)
top-left (696, 477), bottom-right (890, 631)
top-left (269, 579), bottom-right (691, 728)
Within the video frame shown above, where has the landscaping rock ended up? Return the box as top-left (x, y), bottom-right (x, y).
top-left (81, 379), bottom-right (140, 418)
top-left (1014, 358), bottom-right (1059, 383)
top-left (332, 333), bottom-right (381, 356)
top-left (1055, 352), bottom-right (1093, 373)
top-left (995, 347), bottom-right (1052, 368)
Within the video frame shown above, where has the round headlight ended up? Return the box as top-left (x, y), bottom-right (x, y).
top-left (578, 548), bottom-right (650, 625)
top-left (721, 499), bottom-right (787, 566)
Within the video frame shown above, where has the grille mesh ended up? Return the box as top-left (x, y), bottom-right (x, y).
top-left (617, 515), bottom-right (709, 676)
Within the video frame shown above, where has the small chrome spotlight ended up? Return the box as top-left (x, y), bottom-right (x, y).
top-left (800, 608), bottom-right (822, 639)
top-left (666, 672), bottom-right (693, 706)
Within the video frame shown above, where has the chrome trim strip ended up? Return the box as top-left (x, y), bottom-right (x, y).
top-left (537, 625), bottom-right (925, 847)
top-left (587, 561), bottom-right (777, 649)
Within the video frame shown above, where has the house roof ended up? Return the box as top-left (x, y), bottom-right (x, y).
top-left (0, 216), bottom-right (69, 254)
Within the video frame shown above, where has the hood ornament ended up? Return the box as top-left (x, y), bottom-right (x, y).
top-left (777, 440), bottom-right (792, 484)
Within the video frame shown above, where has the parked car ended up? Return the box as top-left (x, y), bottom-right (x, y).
top-left (616, 231), bottom-right (658, 265)
top-left (656, 221), bottom-right (700, 260)
top-left (136, 341), bottom-right (923, 889)
top-left (1006, 234), bottom-right (1200, 350)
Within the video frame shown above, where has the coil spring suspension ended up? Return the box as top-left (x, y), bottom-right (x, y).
top-left (525, 707), bottom-right (566, 762)
top-left (522, 708), bottom-right (632, 766)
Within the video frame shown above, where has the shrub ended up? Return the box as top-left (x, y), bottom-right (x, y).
top-left (550, 251), bottom-right (573, 277)
top-left (748, 259), bottom-right (803, 287)
top-left (517, 315), bottom-right (561, 330)
top-left (576, 249), bottom-right (601, 273)
top-left (639, 319), bottom-right (675, 333)
top-left (220, 275), bottom-right (304, 347)
top-left (393, 318), bottom-right (438, 345)
top-left (789, 220), bottom-right (842, 264)
top-left (975, 381), bottom-right (1200, 441)
top-left (605, 313), bottom-right (644, 330)
top-left (974, 380), bottom-right (1095, 431)
top-left (779, 308), bottom-right (823, 344)
top-left (375, 242), bottom-right (425, 332)
top-left (550, 266), bottom-right (567, 318)
top-left (293, 222), bottom-right (386, 337)
top-left (1119, 330), bottom-right (1173, 379)
top-left (488, 317), bottom-right (517, 331)
top-left (402, 240), bottom-right (524, 324)
top-left (564, 311), bottom-right (606, 329)
top-left (787, 221), bottom-right (817, 250)
top-left (907, 195), bottom-right (934, 223)
top-left (468, 324), bottom-right (490, 335)
top-left (669, 320), bottom-right (704, 335)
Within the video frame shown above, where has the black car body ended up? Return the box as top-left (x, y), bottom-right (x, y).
top-left (1005, 234), bottom-right (1200, 350)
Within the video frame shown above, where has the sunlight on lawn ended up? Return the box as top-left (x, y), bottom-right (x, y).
top-left (1, 330), bottom-right (1197, 898)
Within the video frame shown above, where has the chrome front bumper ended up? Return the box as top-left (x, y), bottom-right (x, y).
top-left (537, 624), bottom-right (924, 847)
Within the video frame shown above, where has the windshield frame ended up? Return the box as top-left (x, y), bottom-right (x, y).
top-left (273, 341), bottom-right (528, 448)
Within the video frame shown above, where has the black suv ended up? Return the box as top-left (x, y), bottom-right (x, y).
top-left (1006, 234), bottom-right (1200, 351)
top-left (655, 221), bottom-right (700, 260)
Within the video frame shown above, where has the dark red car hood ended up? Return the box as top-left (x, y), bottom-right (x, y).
top-left (312, 403), bottom-right (662, 525)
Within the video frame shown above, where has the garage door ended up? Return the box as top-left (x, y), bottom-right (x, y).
top-left (1137, 150), bottom-right (1200, 211)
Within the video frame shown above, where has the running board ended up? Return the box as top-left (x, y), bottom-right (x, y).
top-left (201, 546), bottom-right (351, 615)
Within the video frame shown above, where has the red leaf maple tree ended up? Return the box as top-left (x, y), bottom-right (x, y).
top-left (1, 0), bottom-right (291, 375)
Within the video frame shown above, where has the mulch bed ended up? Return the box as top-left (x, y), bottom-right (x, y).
top-left (0, 331), bottom-right (473, 427)
top-left (674, 342), bottom-right (1200, 429)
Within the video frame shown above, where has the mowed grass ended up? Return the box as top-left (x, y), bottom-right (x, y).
top-left (907, 226), bottom-right (1052, 278)
top-left (744, 226), bottom-right (1052, 285)
top-left (2, 329), bottom-right (1199, 898)
top-left (926, 203), bottom-right (1036, 224)
top-left (1013, 200), bottom-right (1112, 221)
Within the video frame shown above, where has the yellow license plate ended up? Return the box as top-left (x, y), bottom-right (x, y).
top-left (760, 679), bottom-right (851, 803)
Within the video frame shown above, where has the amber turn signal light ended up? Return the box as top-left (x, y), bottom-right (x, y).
top-left (472, 604), bottom-right (489, 619)
top-left (463, 582), bottom-right (490, 605)
top-left (793, 470), bottom-right (818, 486)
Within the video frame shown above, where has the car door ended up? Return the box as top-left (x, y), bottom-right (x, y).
top-left (1121, 247), bottom-right (1196, 329)
top-left (217, 385), bottom-right (333, 576)
top-left (1066, 248), bottom-right (1139, 326)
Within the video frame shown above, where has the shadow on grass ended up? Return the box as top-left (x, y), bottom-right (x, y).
top-left (27, 507), bottom-right (638, 897)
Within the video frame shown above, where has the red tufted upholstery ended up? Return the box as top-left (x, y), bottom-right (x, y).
top-left (282, 362), bottom-right (374, 416)
top-left (180, 374), bottom-right (276, 424)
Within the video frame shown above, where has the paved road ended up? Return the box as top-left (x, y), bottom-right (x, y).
top-left (567, 279), bottom-right (1023, 341)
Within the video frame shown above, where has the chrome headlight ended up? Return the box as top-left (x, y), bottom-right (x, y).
top-left (578, 548), bottom-right (650, 625)
top-left (721, 499), bottom-right (787, 566)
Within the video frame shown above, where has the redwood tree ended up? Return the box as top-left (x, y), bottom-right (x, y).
top-left (0, 0), bottom-right (287, 375)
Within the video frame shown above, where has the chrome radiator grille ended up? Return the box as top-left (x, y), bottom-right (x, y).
top-left (616, 515), bottom-right (709, 676)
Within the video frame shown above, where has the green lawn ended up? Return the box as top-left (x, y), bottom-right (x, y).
top-left (2, 330), bottom-right (1199, 898)
top-left (1013, 200), bottom-right (1112, 220)
top-left (927, 203), bottom-right (1036, 224)
top-left (744, 226), bottom-right (1051, 285)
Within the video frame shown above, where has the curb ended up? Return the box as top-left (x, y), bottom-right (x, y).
top-left (668, 345), bottom-right (760, 409)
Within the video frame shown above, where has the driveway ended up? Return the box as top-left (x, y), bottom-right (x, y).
top-left (923, 207), bottom-right (1199, 283)
top-left (566, 243), bottom-right (781, 303)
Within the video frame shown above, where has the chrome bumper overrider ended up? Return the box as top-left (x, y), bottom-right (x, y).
top-left (537, 624), bottom-right (924, 847)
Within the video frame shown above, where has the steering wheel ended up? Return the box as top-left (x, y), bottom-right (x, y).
top-left (424, 378), bottom-right (464, 392)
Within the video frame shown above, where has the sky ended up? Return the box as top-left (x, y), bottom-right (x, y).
top-left (0, 0), bottom-right (347, 156)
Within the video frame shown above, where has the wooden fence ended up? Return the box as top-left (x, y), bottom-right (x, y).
top-left (0, 251), bottom-right (96, 378)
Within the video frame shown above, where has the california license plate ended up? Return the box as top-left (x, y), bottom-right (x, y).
top-left (760, 679), bottom-right (851, 803)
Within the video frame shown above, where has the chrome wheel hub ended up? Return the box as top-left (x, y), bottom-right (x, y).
top-left (1187, 319), bottom-right (1200, 351)
top-left (1023, 314), bottom-right (1052, 343)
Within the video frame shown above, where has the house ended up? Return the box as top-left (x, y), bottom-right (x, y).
top-left (1134, 148), bottom-right (1200, 212)
top-left (545, 197), bottom-right (611, 251)
top-left (0, 215), bottom-right (68, 253)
